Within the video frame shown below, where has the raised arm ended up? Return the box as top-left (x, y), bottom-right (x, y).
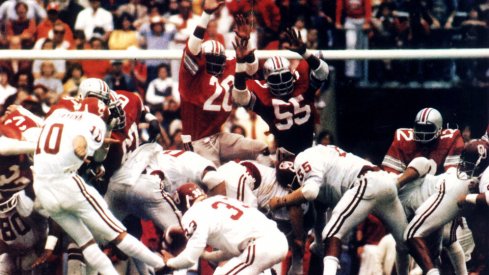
top-left (187, 0), bottom-right (224, 56)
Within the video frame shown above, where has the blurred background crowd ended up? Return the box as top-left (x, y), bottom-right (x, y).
top-left (0, 0), bottom-right (487, 155)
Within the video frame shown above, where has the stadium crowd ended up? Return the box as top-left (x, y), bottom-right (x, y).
top-left (0, 1), bottom-right (488, 275)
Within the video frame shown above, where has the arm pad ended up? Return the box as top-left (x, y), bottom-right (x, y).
top-left (407, 157), bottom-right (437, 177)
top-left (310, 58), bottom-right (329, 81)
top-left (232, 87), bottom-right (251, 106)
top-left (202, 169), bottom-right (224, 190)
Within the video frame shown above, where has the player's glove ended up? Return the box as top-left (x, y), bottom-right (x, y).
top-left (108, 100), bottom-right (126, 131)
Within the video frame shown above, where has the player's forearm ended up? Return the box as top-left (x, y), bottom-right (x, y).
top-left (0, 137), bottom-right (36, 155)
top-left (166, 245), bottom-right (205, 270)
top-left (201, 250), bottom-right (232, 262)
top-left (396, 167), bottom-right (420, 189)
top-left (287, 205), bottom-right (305, 242)
top-left (274, 189), bottom-right (308, 209)
top-left (188, 12), bottom-right (212, 55)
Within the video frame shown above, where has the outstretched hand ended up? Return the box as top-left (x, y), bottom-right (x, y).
top-left (234, 14), bottom-right (251, 40)
top-left (203, 0), bottom-right (225, 14)
top-left (283, 28), bottom-right (307, 55)
top-left (232, 36), bottom-right (255, 62)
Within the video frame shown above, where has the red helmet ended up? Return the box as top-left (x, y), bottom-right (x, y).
top-left (174, 183), bottom-right (206, 213)
top-left (240, 161), bottom-right (262, 190)
top-left (79, 97), bottom-right (110, 123)
top-left (458, 139), bottom-right (489, 179)
top-left (275, 147), bottom-right (298, 188)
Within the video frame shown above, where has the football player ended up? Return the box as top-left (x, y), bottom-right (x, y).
top-left (268, 144), bottom-right (410, 275)
top-left (382, 107), bottom-right (463, 175)
top-left (32, 99), bottom-right (166, 275)
top-left (402, 140), bottom-right (489, 275)
top-left (178, 0), bottom-right (270, 166)
top-left (232, 28), bottom-right (329, 157)
top-left (161, 183), bottom-right (288, 274)
top-left (216, 159), bottom-right (308, 275)
top-left (382, 107), bottom-right (468, 274)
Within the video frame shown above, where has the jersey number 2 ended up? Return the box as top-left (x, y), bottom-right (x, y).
top-left (203, 75), bottom-right (234, 112)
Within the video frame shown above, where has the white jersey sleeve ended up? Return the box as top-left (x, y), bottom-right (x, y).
top-left (218, 162), bottom-right (258, 207)
top-left (478, 166), bottom-right (489, 193)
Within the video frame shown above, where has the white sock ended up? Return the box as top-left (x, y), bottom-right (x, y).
top-left (82, 243), bottom-right (118, 275)
top-left (446, 241), bottom-right (468, 275)
top-left (322, 256), bottom-right (339, 275)
top-left (116, 234), bottom-right (164, 269)
top-left (426, 268), bottom-right (440, 275)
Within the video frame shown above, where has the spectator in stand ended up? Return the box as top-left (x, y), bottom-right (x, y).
top-left (34, 61), bottom-right (63, 95)
top-left (6, 2), bottom-right (37, 49)
top-left (80, 37), bottom-right (111, 79)
top-left (293, 17), bottom-right (308, 43)
top-left (145, 64), bottom-right (177, 112)
top-left (104, 60), bottom-right (137, 92)
top-left (109, 13), bottom-right (139, 50)
top-left (0, 36), bottom-right (32, 75)
top-left (0, 0), bottom-right (46, 22)
top-left (306, 28), bottom-right (319, 49)
top-left (33, 83), bottom-right (51, 113)
top-left (58, 0), bottom-right (84, 30)
top-left (116, 0), bottom-right (148, 22)
top-left (121, 49), bottom-right (148, 96)
top-left (226, 0), bottom-right (281, 48)
top-left (336, 0), bottom-right (372, 81)
top-left (14, 70), bottom-right (34, 91)
top-left (63, 63), bottom-right (86, 97)
top-left (316, 129), bottom-right (335, 146)
top-left (37, 2), bottom-right (74, 46)
top-left (74, 0), bottom-right (113, 41)
top-left (0, 68), bottom-right (17, 113)
top-left (203, 19), bottom-right (225, 45)
top-left (139, 15), bottom-right (176, 82)
top-left (32, 39), bottom-right (65, 80)
top-left (73, 30), bottom-right (87, 50)
top-left (34, 22), bottom-right (72, 50)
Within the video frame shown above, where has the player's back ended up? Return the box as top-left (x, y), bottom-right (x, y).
top-left (296, 145), bottom-right (372, 195)
top-left (184, 195), bottom-right (277, 256)
top-left (45, 96), bottom-right (81, 118)
top-left (33, 110), bottom-right (105, 176)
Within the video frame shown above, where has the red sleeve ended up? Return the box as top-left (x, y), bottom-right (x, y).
top-left (364, 0), bottom-right (372, 22)
top-left (382, 131), bottom-right (406, 174)
top-left (336, 0), bottom-right (343, 25)
top-left (179, 45), bottom-right (204, 95)
top-left (444, 130), bottom-right (464, 171)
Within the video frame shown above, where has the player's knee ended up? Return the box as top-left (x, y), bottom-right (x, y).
top-left (110, 231), bottom-right (127, 245)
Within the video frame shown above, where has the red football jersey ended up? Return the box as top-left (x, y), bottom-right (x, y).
top-left (382, 128), bottom-right (464, 175)
top-left (103, 90), bottom-right (144, 178)
top-left (0, 125), bottom-right (32, 192)
top-left (2, 107), bottom-right (42, 133)
top-left (246, 60), bottom-right (318, 154)
top-left (45, 96), bottom-right (81, 118)
top-left (179, 45), bottom-right (236, 140)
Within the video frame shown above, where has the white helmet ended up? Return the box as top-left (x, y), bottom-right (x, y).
top-left (201, 40), bottom-right (226, 76)
top-left (413, 107), bottom-right (443, 143)
top-left (263, 56), bottom-right (294, 98)
top-left (79, 78), bottom-right (111, 104)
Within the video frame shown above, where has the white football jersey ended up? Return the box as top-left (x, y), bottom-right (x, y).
top-left (33, 110), bottom-right (106, 176)
top-left (294, 145), bottom-right (372, 196)
top-left (479, 166), bottom-right (489, 193)
top-left (218, 161), bottom-right (290, 220)
top-left (182, 195), bottom-right (279, 256)
top-left (145, 150), bottom-right (215, 194)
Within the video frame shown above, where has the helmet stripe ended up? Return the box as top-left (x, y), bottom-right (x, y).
top-left (421, 108), bottom-right (431, 123)
top-left (273, 56), bottom-right (280, 70)
top-left (277, 57), bottom-right (283, 68)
